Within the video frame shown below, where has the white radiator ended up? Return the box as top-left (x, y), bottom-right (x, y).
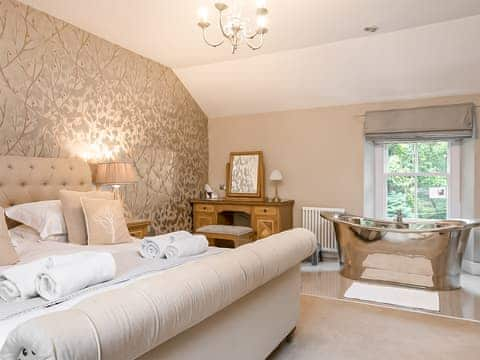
top-left (302, 207), bottom-right (345, 253)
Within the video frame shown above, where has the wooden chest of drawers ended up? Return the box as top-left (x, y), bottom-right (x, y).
top-left (192, 199), bottom-right (294, 239)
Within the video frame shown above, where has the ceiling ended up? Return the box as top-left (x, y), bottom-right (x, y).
top-left (177, 15), bottom-right (480, 117)
top-left (19, 0), bottom-right (480, 117)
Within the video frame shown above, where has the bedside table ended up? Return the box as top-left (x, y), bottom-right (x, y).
top-left (126, 219), bottom-right (151, 239)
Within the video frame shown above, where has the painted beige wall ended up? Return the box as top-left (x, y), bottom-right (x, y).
top-left (209, 94), bottom-right (480, 228)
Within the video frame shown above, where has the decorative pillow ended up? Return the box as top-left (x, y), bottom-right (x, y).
top-left (59, 190), bottom-right (114, 245)
top-left (5, 200), bottom-right (66, 240)
top-left (80, 198), bottom-right (131, 245)
top-left (0, 208), bottom-right (19, 265)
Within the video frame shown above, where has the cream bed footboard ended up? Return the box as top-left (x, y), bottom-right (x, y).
top-left (1, 228), bottom-right (315, 360)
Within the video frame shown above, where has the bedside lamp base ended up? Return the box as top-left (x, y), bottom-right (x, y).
top-left (272, 182), bottom-right (281, 202)
top-left (112, 184), bottom-right (121, 200)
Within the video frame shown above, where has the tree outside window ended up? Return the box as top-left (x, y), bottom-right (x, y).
top-left (385, 141), bottom-right (448, 220)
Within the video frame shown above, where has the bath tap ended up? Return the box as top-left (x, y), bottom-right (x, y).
top-left (395, 210), bottom-right (404, 224)
top-left (394, 210), bottom-right (409, 229)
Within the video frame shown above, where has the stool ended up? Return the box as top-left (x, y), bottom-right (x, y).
top-left (196, 225), bottom-right (254, 248)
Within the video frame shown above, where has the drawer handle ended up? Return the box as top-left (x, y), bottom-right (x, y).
top-left (203, 207), bottom-right (207, 210)
top-left (263, 209), bottom-right (267, 213)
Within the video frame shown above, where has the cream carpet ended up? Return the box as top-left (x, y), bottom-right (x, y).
top-left (270, 295), bottom-right (480, 360)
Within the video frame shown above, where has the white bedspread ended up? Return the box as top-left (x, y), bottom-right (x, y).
top-left (0, 239), bottom-right (141, 347)
top-left (0, 228), bottom-right (316, 360)
top-left (0, 238), bottom-right (221, 348)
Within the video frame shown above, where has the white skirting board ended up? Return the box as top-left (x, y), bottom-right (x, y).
top-left (344, 282), bottom-right (439, 312)
top-left (462, 259), bottom-right (480, 275)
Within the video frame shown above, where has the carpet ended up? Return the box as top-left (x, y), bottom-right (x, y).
top-left (270, 295), bottom-right (480, 360)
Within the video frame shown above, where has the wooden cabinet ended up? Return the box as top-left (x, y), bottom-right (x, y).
top-left (194, 212), bottom-right (216, 229)
top-left (126, 219), bottom-right (151, 239)
top-left (192, 199), bottom-right (293, 240)
top-left (193, 203), bottom-right (217, 230)
top-left (254, 216), bottom-right (278, 238)
top-left (254, 206), bottom-right (277, 216)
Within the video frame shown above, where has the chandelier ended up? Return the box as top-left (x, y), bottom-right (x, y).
top-left (197, 1), bottom-right (269, 54)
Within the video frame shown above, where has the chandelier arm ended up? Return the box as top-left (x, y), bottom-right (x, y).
top-left (202, 27), bottom-right (225, 47)
top-left (246, 31), bottom-right (259, 40)
top-left (218, 9), bottom-right (231, 40)
top-left (247, 33), bottom-right (264, 50)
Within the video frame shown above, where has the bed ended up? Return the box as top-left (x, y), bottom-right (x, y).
top-left (0, 156), bottom-right (315, 360)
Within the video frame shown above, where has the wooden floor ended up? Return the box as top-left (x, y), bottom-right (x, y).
top-left (300, 261), bottom-right (480, 322)
top-left (270, 296), bottom-right (480, 360)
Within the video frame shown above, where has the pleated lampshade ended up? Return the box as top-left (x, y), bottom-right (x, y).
top-left (95, 162), bottom-right (138, 185)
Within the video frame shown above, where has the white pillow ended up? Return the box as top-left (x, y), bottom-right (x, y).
top-left (5, 200), bottom-right (67, 240)
top-left (9, 225), bottom-right (68, 243)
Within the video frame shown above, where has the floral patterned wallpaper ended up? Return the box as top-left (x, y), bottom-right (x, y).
top-left (0, 0), bottom-right (208, 233)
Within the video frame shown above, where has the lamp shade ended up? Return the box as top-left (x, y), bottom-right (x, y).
top-left (269, 169), bottom-right (283, 181)
top-left (95, 161), bottom-right (138, 185)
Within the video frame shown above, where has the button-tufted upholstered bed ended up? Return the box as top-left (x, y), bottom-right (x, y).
top-left (0, 156), bottom-right (316, 360)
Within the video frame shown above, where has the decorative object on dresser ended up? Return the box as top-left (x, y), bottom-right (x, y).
top-left (126, 218), bottom-right (152, 239)
top-left (192, 198), bottom-right (294, 241)
top-left (226, 151), bottom-right (265, 201)
top-left (203, 183), bottom-right (218, 199)
top-left (95, 161), bottom-right (138, 200)
top-left (269, 169), bottom-right (283, 202)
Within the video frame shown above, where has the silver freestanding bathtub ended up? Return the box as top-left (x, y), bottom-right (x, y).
top-left (321, 213), bottom-right (480, 290)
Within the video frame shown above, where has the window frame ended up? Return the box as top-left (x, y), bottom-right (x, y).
top-left (374, 140), bottom-right (461, 220)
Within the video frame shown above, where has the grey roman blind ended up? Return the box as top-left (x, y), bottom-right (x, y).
top-left (364, 103), bottom-right (475, 141)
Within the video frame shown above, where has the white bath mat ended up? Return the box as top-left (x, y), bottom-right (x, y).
top-left (344, 282), bottom-right (439, 312)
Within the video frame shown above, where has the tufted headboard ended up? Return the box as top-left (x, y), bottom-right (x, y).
top-left (0, 156), bottom-right (94, 210)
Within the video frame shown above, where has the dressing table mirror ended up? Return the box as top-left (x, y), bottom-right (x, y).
top-left (226, 151), bottom-right (264, 201)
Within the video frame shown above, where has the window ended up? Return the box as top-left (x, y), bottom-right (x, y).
top-left (374, 141), bottom-right (460, 220)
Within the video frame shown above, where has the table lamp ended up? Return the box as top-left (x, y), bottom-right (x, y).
top-left (95, 161), bottom-right (138, 200)
top-left (269, 169), bottom-right (283, 202)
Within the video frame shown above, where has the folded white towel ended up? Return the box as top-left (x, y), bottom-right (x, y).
top-left (0, 257), bottom-right (53, 302)
top-left (164, 234), bottom-right (209, 259)
top-left (140, 231), bottom-right (191, 259)
top-left (35, 252), bottom-right (116, 301)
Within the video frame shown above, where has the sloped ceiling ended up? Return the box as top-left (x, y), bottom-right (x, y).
top-left (19, 0), bottom-right (480, 117)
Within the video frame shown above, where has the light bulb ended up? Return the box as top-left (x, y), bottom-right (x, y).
top-left (257, 15), bottom-right (268, 29)
top-left (198, 7), bottom-right (208, 23)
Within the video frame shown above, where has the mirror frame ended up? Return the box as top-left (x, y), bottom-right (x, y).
top-left (226, 151), bottom-right (265, 200)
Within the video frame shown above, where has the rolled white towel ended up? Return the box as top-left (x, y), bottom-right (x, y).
top-left (140, 231), bottom-right (191, 259)
top-left (0, 258), bottom-right (53, 302)
top-left (35, 252), bottom-right (116, 301)
top-left (0, 280), bottom-right (21, 303)
top-left (164, 234), bottom-right (209, 259)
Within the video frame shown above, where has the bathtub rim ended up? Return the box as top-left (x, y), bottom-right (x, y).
top-left (321, 212), bottom-right (480, 234)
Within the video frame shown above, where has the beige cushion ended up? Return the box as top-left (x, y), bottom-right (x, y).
top-left (197, 225), bottom-right (253, 236)
top-left (0, 208), bottom-right (19, 265)
top-left (81, 197), bottom-right (131, 245)
top-left (59, 190), bottom-right (114, 245)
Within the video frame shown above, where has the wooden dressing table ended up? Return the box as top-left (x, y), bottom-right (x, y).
top-left (192, 199), bottom-right (294, 239)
